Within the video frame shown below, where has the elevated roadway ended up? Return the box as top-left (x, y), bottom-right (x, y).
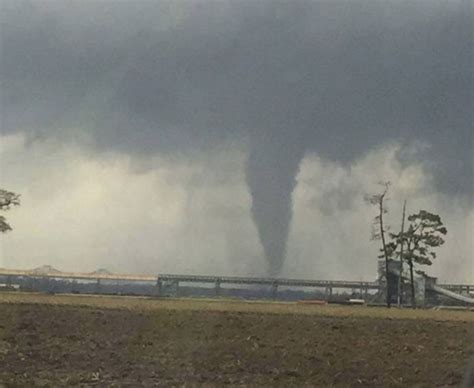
top-left (0, 268), bottom-right (472, 299)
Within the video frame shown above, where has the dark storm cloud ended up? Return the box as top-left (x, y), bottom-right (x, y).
top-left (1, 0), bottom-right (472, 273)
top-left (1, 0), bottom-right (471, 162)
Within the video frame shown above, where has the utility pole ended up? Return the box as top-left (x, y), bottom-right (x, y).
top-left (397, 200), bottom-right (407, 307)
top-left (378, 191), bottom-right (391, 308)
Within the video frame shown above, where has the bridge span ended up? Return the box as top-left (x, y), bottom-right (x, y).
top-left (0, 267), bottom-right (472, 300)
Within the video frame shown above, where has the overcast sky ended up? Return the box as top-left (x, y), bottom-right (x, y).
top-left (1, 0), bottom-right (472, 281)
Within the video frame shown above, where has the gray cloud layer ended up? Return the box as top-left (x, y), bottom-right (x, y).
top-left (1, 0), bottom-right (472, 275)
top-left (2, 0), bottom-right (472, 185)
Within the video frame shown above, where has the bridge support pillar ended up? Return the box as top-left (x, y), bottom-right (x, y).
top-left (271, 283), bottom-right (278, 299)
top-left (156, 279), bottom-right (162, 297)
top-left (47, 278), bottom-right (54, 294)
top-left (175, 280), bottom-right (179, 296)
top-left (325, 287), bottom-right (333, 300)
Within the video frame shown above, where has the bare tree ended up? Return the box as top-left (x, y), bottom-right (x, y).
top-left (397, 200), bottom-right (407, 307)
top-left (0, 189), bottom-right (21, 233)
top-left (365, 182), bottom-right (392, 308)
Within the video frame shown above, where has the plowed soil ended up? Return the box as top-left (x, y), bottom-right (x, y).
top-left (1, 293), bottom-right (473, 387)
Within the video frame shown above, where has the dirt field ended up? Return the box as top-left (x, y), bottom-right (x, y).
top-left (1, 293), bottom-right (473, 387)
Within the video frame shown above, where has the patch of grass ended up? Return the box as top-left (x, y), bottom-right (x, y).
top-left (1, 291), bottom-right (473, 322)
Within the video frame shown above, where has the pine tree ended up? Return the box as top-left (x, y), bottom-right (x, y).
top-left (0, 189), bottom-right (20, 233)
top-left (391, 210), bottom-right (447, 307)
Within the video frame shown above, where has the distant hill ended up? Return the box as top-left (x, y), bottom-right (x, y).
top-left (31, 265), bottom-right (61, 275)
